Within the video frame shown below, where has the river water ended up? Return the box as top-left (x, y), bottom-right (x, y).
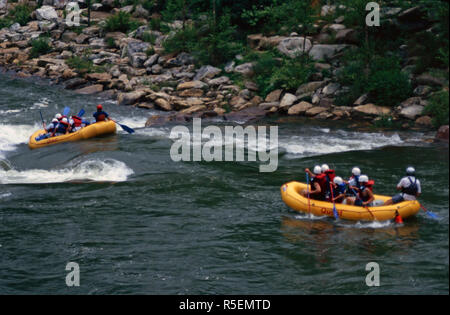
top-left (0, 72), bottom-right (448, 294)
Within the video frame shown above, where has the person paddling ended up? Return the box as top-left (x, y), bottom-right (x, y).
top-left (347, 175), bottom-right (374, 207)
top-left (93, 104), bottom-right (110, 123)
top-left (347, 167), bottom-right (361, 196)
top-left (383, 167), bottom-right (421, 205)
top-left (321, 163), bottom-right (336, 200)
top-left (331, 176), bottom-right (347, 204)
top-left (303, 165), bottom-right (326, 201)
top-left (52, 117), bottom-right (71, 136)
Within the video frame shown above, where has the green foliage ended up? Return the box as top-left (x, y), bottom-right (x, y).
top-left (0, 18), bottom-right (13, 30)
top-left (142, 32), bottom-right (157, 44)
top-left (162, 24), bottom-right (198, 55)
top-left (29, 37), bottom-right (52, 58)
top-left (106, 37), bottom-right (116, 48)
top-left (336, 49), bottom-right (412, 107)
top-left (9, 4), bottom-right (33, 26)
top-left (66, 56), bottom-right (106, 73)
top-left (149, 17), bottom-right (161, 31)
top-left (423, 90), bottom-right (449, 127)
top-left (103, 11), bottom-right (142, 33)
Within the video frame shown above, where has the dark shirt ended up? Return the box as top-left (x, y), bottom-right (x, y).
top-left (93, 111), bottom-right (109, 122)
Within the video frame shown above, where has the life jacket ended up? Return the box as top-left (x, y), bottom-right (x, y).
top-left (324, 170), bottom-right (336, 183)
top-left (312, 173), bottom-right (327, 199)
top-left (55, 121), bottom-right (70, 134)
top-left (46, 122), bottom-right (57, 133)
top-left (358, 185), bottom-right (371, 202)
top-left (401, 177), bottom-right (418, 195)
top-left (366, 179), bottom-right (375, 192)
top-left (71, 116), bottom-right (83, 127)
top-left (94, 111), bottom-right (108, 122)
top-left (348, 175), bottom-right (360, 196)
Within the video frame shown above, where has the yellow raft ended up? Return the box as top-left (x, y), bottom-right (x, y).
top-left (281, 181), bottom-right (421, 221)
top-left (28, 121), bottom-right (117, 149)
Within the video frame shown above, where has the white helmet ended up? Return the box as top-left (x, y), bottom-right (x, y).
top-left (333, 176), bottom-right (343, 185)
top-left (321, 164), bottom-right (329, 172)
top-left (359, 175), bottom-right (369, 183)
top-left (313, 165), bottom-right (322, 175)
top-left (352, 167), bottom-right (361, 176)
top-left (55, 113), bottom-right (62, 119)
top-left (52, 118), bottom-right (58, 123)
top-left (406, 166), bottom-right (415, 175)
top-left (62, 117), bottom-right (68, 123)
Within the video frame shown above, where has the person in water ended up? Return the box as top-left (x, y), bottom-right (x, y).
top-left (346, 175), bottom-right (374, 207)
top-left (330, 176), bottom-right (347, 204)
top-left (93, 104), bottom-right (110, 122)
top-left (383, 167), bottom-right (421, 205)
top-left (303, 165), bottom-right (326, 201)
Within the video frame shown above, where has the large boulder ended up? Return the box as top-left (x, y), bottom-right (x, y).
top-left (309, 44), bottom-right (349, 61)
top-left (400, 105), bottom-right (424, 120)
top-left (234, 62), bottom-right (254, 77)
top-left (126, 41), bottom-right (151, 57)
top-left (435, 125), bottom-right (449, 142)
top-left (194, 65), bottom-right (221, 81)
top-left (36, 6), bottom-right (58, 22)
top-left (177, 81), bottom-right (208, 91)
top-left (117, 90), bottom-right (147, 105)
top-left (74, 84), bottom-right (104, 95)
top-left (265, 89), bottom-right (283, 102)
top-left (295, 81), bottom-right (327, 96)
top-left (288, 101), bottom-right (313, 115)
top-left (277, 37), bottom-right (312, 58)
top-left (353, 104), bottom-right (391, 117)
top-left (279, 93), bottom-right (298, 108)
top-left (0, 0), bottom-right (7, 10)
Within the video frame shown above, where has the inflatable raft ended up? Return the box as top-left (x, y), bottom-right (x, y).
top-left (281, 181), bottom-right (421, 221)
top-left (28, 121), bottom-right (117, 149)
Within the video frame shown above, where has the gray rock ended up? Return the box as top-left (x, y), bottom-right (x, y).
top-left (413, 85), bottom-right (432, 96)
top-left (322, 82), bottom-right (341, 96)
top-left (92, 3), bottom-right (103, 10)
top-left (0, 0), bottom-right (7, 10)
top-left (277, 37), bottom-right (312, 58)
top-left (36, 5), bottom-right (58, 22)
top-left (279, 93), bottom-right (297, 108)
top-left (309, 44), bottom-right (349, 61)
top-left (265, 89), bottom-right (283, 102)
top-left (400, 105), bottom-right (424, 120)
top-left (415, 74), bottom-right (446, 87)
top-left (194, 65), bottom-right (221, 81)
top-left (129, 52), bottom-right (147, 68)
top-left (224, 60), bottom-right (235, 73)
top-left (133, 4), bottom-right (149, 19)
top-left (126, 41), bottom-right (151, 57)
top-left (144, 54), bottom-right (159, 67)
top-left (305, 106), bottom-right (328, 117)
top-left (38, 21), bottom-right (57, 32)
top-left (9, 23), bottom-right (21, 32)
top-left (208, 76), bottom-right (230, 86)
top-left (353, 104), bottom-right (391, 117)
top-left (53, 0), bottom-right (69, 9)
top-left (233, 62), bottom-right (254, 77)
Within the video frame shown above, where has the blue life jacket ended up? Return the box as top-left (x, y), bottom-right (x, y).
top-left (55, 122), bottom-right (69, 134)
top-left (402, 177), bottom-right (418, 195)
top-left (93, 111), bottom-right (109, 122)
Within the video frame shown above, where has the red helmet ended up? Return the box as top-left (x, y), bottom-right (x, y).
top-left (97, 104), bottom-right (103, 110)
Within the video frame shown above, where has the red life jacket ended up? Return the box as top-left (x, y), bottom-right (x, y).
top-left (72, 116), bottom-right (83, 127)
top-left (324, 169), bottom-right (336, 183)
top-left (315, 173), bottom-right (328, 197)
top-left (366, 179), bottom-right (375, 192)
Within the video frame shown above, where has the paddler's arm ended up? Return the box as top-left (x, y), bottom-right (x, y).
top-left (362, 190), bottom-right (374, 206)
top-left (305, 168), bottom-right (315, 179)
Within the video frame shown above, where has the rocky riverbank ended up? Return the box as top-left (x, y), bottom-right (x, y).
top-left (0, 1), bottom-right (448, 140)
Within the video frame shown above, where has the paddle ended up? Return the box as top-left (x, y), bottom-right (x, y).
top-left (111, 119), bottom-right (135, 134)
top-left (77, 109), bottom-right (85, 117)
top-left (39, 110), bottom-right (45, 129)
top-left (329, 182), bottom-right (339, 219)
top-left (351, 188), bottom-right (375, 220)
top-left (306, 172), bottom-right (311, 214)
top-left (420, 204), bottom-right (439, 219)
top-left (63, 107), bottom-right (70, 116)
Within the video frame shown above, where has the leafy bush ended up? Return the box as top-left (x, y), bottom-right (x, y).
top-left (10, 4), bottom-right (33, 26)
top-left (66, 56), bottom-right (106, 73)
top-left (103, 11), bottom-right (142, 33)
top-left (162, 25), bottom-right (198, 55)
top-left (367, 70), bottom-right (411, 107)
top-left (423, 90), bottom-right (449, 127)
top-left (0, 18), bottom-right (13, 30)
top-left (29, 37), bottom-right (52, 58)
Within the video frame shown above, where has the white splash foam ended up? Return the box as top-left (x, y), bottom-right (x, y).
top-left (0, 123), bottom-right (40, 158)
top-left (0, 159), bottom-right (134, 184)
top-left (0, 192), bottom-right (12, 199)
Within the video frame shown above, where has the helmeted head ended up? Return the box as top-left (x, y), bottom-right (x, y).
top-left (62, 117), bottom-right (68, 123)
top-left (313, 165), bottom-right (322, 175)
top-left (406, 166), bottom-right (415, 176)
top-left (52, 118), bottom-right (58, 123)
top-left (55, 113), bottom-right (62, 120)
top-left (97, 104), bottom-right (103, 111)
top-left (352, 167), bottom-right (361, 176)
top-left (359, 175), bottom-right (369, 183)
top-left (321, 164), bottom-right (329, 172)
top-left (333, 176), bottom-right (343, 185)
